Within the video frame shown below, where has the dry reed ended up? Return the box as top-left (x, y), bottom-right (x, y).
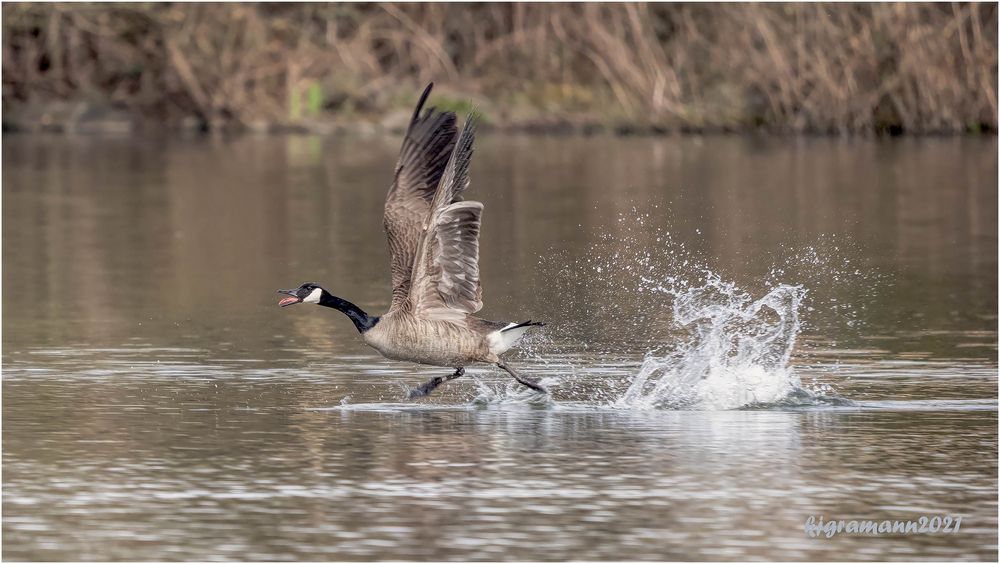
top-left (2, 2), bottom-right (996, 134)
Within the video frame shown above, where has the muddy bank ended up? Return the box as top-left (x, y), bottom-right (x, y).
top-left (4, 99), bottom-right (992, 138)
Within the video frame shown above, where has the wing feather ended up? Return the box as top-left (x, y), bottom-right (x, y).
top-left (383, 83), bottom-right (458, 311)
top-left (409, 116), bottom-right (484, 322)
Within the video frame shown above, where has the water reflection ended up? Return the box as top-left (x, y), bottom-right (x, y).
top-left (3, 134), bottom-right (997, 560)
top-left (4, 354), bottom-right (996, 560)
top-left (3, 135), bottom-right (997, 353)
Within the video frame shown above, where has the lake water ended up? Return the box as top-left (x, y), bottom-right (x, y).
top-left (3, 133), bottom-right (997, 561)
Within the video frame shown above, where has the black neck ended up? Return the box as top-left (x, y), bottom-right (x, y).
top-left (318, 291), bottom-right (378, 333)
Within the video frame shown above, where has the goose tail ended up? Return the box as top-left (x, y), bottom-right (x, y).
top-left (502, 320), bottom-right (546, 332)
top-left (489, 320), bottom-right (545, 355)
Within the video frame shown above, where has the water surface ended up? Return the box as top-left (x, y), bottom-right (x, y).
top-left (3, 133), bottom-right (997, 560)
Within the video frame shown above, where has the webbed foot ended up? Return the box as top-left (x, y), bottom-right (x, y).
top-left (406, 367), bottom-right (465, 399)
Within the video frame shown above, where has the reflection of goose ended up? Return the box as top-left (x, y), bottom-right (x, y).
top-left (279, 84), bottom-right (545, 398)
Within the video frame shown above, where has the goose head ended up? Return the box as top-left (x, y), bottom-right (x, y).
top-left (277, 283), bottom-right (325, 307)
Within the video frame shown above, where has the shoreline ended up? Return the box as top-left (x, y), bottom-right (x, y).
top-left (3, 99), bottom-right (996, 139)
top-left (4, 116), bottom-right (996, 139)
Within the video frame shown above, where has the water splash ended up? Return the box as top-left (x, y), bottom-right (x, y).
top-left (615, 275), bottom-right (808, 410)
top-left (471, 376), bottom-right (557, 408)
top-left (520, 213), bottom-right (868, 411)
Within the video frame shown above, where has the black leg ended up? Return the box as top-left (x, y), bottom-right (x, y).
top-left (496, 361), bottom-right (547, 393)
top-left (407, 367), bottom-right (465, 399)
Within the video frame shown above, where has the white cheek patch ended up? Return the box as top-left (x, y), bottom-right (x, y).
top-left (303, 288), bottom-right (323, 304)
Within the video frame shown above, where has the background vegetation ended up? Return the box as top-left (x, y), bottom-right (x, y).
top-left (2, 2), bottom-right (997, 134)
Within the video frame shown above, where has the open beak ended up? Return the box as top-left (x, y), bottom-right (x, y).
top-left (277, 289), bottom-right (302, 307)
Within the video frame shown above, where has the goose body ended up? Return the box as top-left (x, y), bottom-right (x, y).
top-left (363, 313), bottom-right (528, 367)
top-left (279, 84), bottom-right (545, 396)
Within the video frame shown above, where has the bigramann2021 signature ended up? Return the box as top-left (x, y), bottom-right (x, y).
top-left (804, 515), bottom-right (962, 538)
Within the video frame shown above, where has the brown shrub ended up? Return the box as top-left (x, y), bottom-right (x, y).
top-left (2, 2), bottom-right (996, 133)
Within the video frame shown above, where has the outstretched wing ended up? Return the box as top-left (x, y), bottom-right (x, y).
top-left (384, 83), bottom-right (458, 311)
top-left (408, 115), bottom-right (483, 322)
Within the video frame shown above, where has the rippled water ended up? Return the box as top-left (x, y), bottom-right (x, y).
top-left (3, 133), bottom-right (997, 560)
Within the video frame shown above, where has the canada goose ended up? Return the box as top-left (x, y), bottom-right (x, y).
top-left (278, 84), bottom-right (546, 398)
